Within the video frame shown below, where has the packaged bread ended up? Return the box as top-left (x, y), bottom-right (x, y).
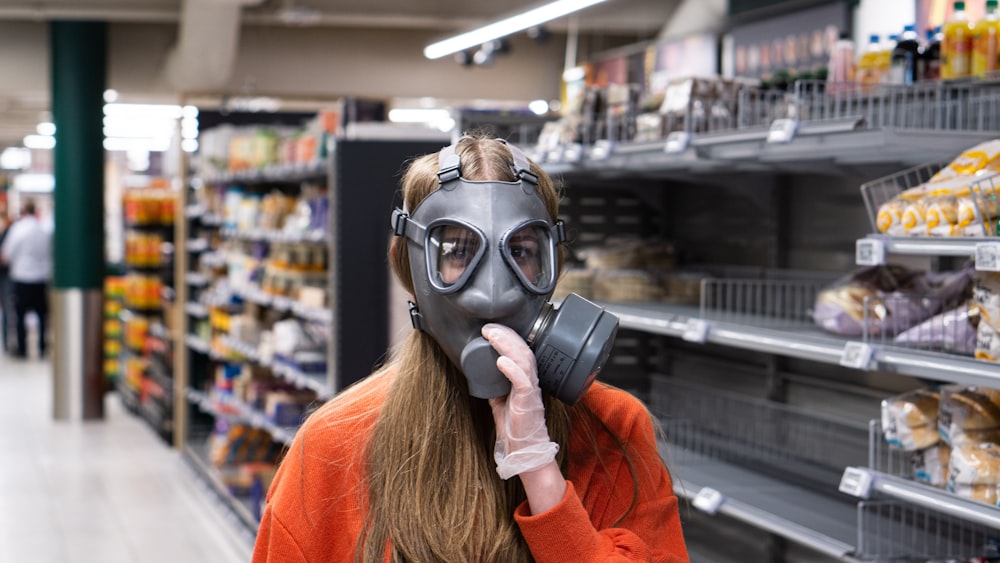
top-left (973, 272), bottom-right (1000, 327)
top-left (882, 388), bottom-right (940, 428)
top-left (930, 139), bottom-right (1000, 182)
top-left (976, 321), bottom-right (1000, 362)
top-left (893, 303), bottom-right (980, 355)
top-left (950, 483), bottom-right (1000, 504)
top-left (877, 199), bottom-right (908, 235)
top-left (882, 388), bottom-right (940, 450)
top-left (939, 385), bottom-right (1000, 445)
top-left (949, 442), bottom-right (1000, 485)
top-left (901, 198), bottom-right (932, 235)
top-left (925, 195), bottom-right (959, 236)
top-left (913, 443), bottom-right (950, 487)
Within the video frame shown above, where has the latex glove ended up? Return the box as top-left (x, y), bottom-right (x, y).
top-left (483, 323), bottom-right (559, 480)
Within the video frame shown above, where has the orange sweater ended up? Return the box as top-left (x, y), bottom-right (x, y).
top-left (253, 370), bottom-right (689, 562)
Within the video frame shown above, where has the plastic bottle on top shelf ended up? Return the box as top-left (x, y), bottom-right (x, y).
top-left (891, 25), bottom-right (922, 84)
top-left (883, 35), bottom-right (899, 79)
top-left (858, 34), bottom-right (884, 85)
top-left (972, 0), bottom-right (1000, 77)
top-left (921, 26), bottom-right (943, 81)
top-left (942, 0), bottom-right (973, 79)
top-left (827, 32), bottom-right (856, 88)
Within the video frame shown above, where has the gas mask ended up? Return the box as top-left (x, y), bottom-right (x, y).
top-left (391, 139), bottom-right (618, 404)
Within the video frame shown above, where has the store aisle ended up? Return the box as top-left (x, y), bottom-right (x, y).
top-left (0, 352), bottom-right (253, 563)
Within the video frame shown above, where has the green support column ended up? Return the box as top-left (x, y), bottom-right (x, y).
top-left (50, 21), bottom-right (107, 421)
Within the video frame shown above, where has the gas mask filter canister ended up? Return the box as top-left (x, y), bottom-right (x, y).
top-left (391, 139), bottom-right (618, 405)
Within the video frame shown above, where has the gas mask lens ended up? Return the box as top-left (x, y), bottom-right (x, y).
top-left (502, 221), bottom-right (557, 294)
top-left (427, 222), bottom-right (485, 292)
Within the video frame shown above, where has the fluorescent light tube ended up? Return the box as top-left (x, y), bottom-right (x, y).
top-left (424, 0), bottom-right (607, 60)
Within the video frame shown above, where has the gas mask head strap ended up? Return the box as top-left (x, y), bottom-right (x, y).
top-left (436, 137), bottom-right (538, 187)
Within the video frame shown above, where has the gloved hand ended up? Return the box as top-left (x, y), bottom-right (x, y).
top-left (482, 323), bottom-right (559, 480)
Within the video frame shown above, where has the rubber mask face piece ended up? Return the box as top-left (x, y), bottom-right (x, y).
top-left (401, 178), bottom-right (558, 399)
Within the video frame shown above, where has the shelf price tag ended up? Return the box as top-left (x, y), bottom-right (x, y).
top-left (682, 318), bottom-right (711, 343)
top-left (563, 143), bottom-right (583, 163)
top-left (975, 242), bottom-right (1000, 271)
top-left (840, 341), bottom-right (874, 370)
top-left (590, 140), bottom-right (615, 161)
top-left (856, 238), bottom-right (886, 266)
top-left (664, 131), bottom-right (692, 154)
top-left (838, 467), bottom-right (874, 499)
top-left (766, 118), bottom-right (799, 144)
top-left (692, 487), bottom-right (725, 515)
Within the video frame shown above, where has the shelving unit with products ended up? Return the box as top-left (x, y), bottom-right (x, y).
top-left (175, 114), bottom-right (448, 534)
top-left (533, 75), bottom-right (1000, 561)
top-left (117, 180), bottom-right (178, 444)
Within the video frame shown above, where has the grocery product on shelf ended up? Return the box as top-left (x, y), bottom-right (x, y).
top-left (972, 0), bottom-right (1000, 76)
top-left (813, 265), bottom-right (972, 338)
top-left (912, 443), bottom-right (950, 487)
top-left (889, 25), bottom-right (921, 85)
top-left (857, 34), bottom-right (887, 85)
top-left (939, 384), bottom-right (1000, 447)
top-left (943, 1), bottom-right (974, 79)
top-left (874, 139), bottom-right (1000, 237)
top-left (827, 32), bottom-right (856, 86)
top-left (921, 26), bottom-right (943, 81)
top-left (881, 388), bottom-right (941, 451)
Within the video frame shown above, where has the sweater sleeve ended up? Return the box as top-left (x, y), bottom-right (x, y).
top-left (514, 398), bottom-right (689, 563)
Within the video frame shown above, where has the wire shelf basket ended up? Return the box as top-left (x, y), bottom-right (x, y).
top-left (859, 161), bottom-right (945, 234)
top-left (792, 79), bottom-right (1000, 132)
top-left (861, 293), bottom-right (976, 355)
top-left (867, 419), bottom-right (916, 480)
top-left (860, 160), bottom-right (1000, 238)
top-left (698, 269), bottom-right (838, 327)
top-left (651, 376), bottom-right (868, 474)
top-left (856, 499), bottom-right (1000, 561)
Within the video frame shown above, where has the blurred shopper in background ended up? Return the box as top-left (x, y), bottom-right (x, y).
top-left (1, 200), bottom-right (52, 359)
top-left (0, 216), bottom-right (12, 353)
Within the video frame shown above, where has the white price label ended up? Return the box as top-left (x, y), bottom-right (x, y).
top-left (692, 487), bottom-right (725, 515)
top-left (856, 238), bottom-right (886, 266)
top-left (590, 140), bottom-right (614, 160)
top-left (975, 242), bottom-right (1000, 271)
top-left (546, 148), bottom-right (564, 163)
top-left (766, 118), bottom-right (799, 144)
top-left (664, 131), bottom-right (692, 154)
top-left (838, 467), bottom-right (874, 498)
top-left (682, 318), bottom-right (711, 343)
top-left (563, 143), bottom-right (583, 163)
top-left (840, 341), bottom-right (874, 370)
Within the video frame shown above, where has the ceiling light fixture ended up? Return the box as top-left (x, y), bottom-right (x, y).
top-left (423, 0), bottom-right (608, 60)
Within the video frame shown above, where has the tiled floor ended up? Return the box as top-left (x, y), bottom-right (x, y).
top-left (0, 350), bottom-right (254, 563)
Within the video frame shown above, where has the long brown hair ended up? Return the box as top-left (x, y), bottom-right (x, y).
top-left (358, 135), bottom-right (633, 562)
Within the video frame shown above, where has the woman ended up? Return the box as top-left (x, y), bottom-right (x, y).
top-left (253, 135), bottom-right (688, 562)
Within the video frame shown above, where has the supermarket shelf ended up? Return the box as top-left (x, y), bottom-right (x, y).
top-left (220, 226), bottom-right (327, 244)
top-left (185, 334), bottom-right (211, 355)
top-left (271, 361), bottom-right (331, 399)
top-left (667, 446), bottom-right (858, 560)
top-left (199, 158), bottom-right (329, 185)
top-left (605, 302), bottom-right (1000, 387)
top-left (543, 128), bottom-right (999, 180)
top-left (185, 205), bottom-right (225, 227)
top-left (217, 335), bottom-right (331, 398)
top-left (187, 388), bottom-right (297, 446)
top-left (181, 442), bottom-right (260, 534)
top-left (186, 238), bottom-right (210, 253)
top-left (232, 283), bottom-right (332, 326)
top-left (605, 302), bottom-right (846, 362)
top-left (841, 467), bottom-right (1000, 530)
top-left (184, 301), bottom-right (209, 319)
top-left (186, 272), bottom-right (211, 287)
top-left (858, 235), bottom-right (994, 259)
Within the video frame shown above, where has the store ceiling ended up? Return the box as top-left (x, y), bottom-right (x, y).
top-left (0, 0), bottom-right (678, 154)
top-left (0, 0), bottom-right (675, 32)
